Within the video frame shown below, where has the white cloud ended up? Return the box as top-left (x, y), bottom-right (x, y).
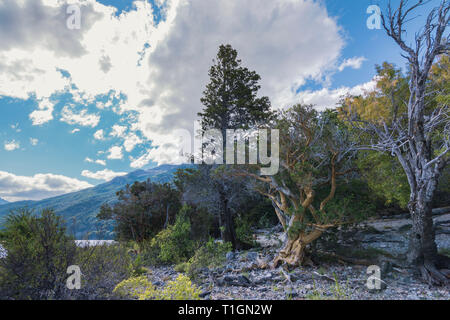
top-left (81, 169), bottom-right (127, 181)
top-left (0, 0), bottom-right (350, 167)
top-left (30, 138), bottom-right (39, 146)
top-left (130, 0), bottom-right (346, 166)
top-left (130, 152), bottom-right (153, 169)
top-left (4, 140), bottom-right (20, 151)
top-left (110, 124), bottom-right (127, 138)
top-left (95, 159), bottom-right (106, 166)
top-left (107, 145), bottom-right (123, 160)
top-left (60, 106), bottom-right (100, 127)
top-left (29, 98), bottom-right (55, 126)
top-left (85, 157), bottom-right (106, 166)
top-left (93, 129), bottom-right (105, 140)
top-left (0, 170), bottom-right (93, 202)
top-left (71, 128), bottom-right (80, 134)
top-left (292, 79), bottom-right (377, 111)
top-left (338, 57), bottom-right (367, 72)
top-left (123, 133), bottom-right (143, 152)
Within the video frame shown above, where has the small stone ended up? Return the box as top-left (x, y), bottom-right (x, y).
top-left (304, 284), bottom-right (313, 290)
top-left (199, 291), bottom-right (212, 298)
top-left (226, 251), bottom-right (235, 261)
top-left (247, 252), bottom-right (258, 261)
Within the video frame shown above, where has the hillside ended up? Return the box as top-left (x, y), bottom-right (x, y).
top-left (0, 198), bottom-right (8, 205)
top-left (0, 164), bottom-right (190, 239)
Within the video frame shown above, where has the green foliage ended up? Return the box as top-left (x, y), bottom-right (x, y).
top-left (0, 208), bottom-right (77, 300)
top-left (179, 205), bottom-right (215, 241)
top-left (288, 221), bottom-right (304, 240)
top-left (235, 197), bottom-right (277, 246)
top-left (319, 179), bottom-right (376, 222)
top-left (129, 254), bottom-right (147, 276)
top-left (155, 274), bottom-right (202, 300)
top-left (438, 248), bottom-right (450, 258)
top-left (113, 275), bottom-right (155, 299)
top-left (356, 151), bottom-right (410, 209)
top-left (235, 215), bottom-right (255, 246)
top-left (305, 274), bottom-right (350, 300)
top-left (198, 44), bottom-right (273, 131)
top-left (113, 274), bottom-right (201, 300)
top-left (149, 212), bottom-right (196, 265)
top-left (73, 244), bottom-right (132, 299)
top-left (185, 239), bottom-right (232, 281)
top-left (97, 180), bottom-right (181, 243)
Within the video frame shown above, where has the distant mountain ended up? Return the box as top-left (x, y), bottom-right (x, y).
top-left (0, 198), bottom-right (8, 205)
top-left (0, 164), bottom-right (191, 239)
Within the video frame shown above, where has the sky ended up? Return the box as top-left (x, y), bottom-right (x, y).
top-left (0, 0), bottom-right (437, 202)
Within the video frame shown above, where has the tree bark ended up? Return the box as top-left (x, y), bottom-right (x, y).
top-left (407, 188), bottom-right (450, 285)
top-left (218, 188), bottom-right (248, 250)
top-left (273, 229), bottom-right (323, 268)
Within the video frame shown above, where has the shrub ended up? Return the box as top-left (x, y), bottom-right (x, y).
top-left (179, 205), bottom-right (215, 241)
top-left (71, 243), bottom-right (132, 299)
top-left (185, 238), bottom-right (232, 281)
top-left (113, 275), bottom-right (155, 299)
top-left (0, 209), bottom-right (77, 300)
top-left (235, 215), bottom-right (256, 246)
top-left (234, 197), bottom-right (278, 247)
top-left (155, 274), bottom-right (201, 300)
top-left (113, 274), bottom-right (201, 300)
top-left (150, 213), bottom-right (196, 265)
top-left (97, 181), bottom-right (181, 243)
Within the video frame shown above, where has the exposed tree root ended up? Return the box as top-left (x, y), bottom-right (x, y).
top-left (419, 259), bottom-right (449, 286)
top-left (271, 238), bottom-right (315, 269)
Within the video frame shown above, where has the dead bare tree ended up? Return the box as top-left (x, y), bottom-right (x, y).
top-left (346, 0), bottom-right (449, 285)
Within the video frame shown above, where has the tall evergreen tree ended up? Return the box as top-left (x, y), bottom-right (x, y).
top-left (196, 44), bottom-right (273, 249)
top-left (198, 44), bottom-right (272, 137)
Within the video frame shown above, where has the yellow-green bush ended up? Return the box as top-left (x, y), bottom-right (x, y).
top-left (113, 274), bottom-right (201, 300)
top-left (113, 275), bottom-right (155, 299)
top-left (156, 274), bottom-right (201, 300)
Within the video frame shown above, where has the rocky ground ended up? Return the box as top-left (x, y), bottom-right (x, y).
top-left (146, 213), bottom-right (450, 300)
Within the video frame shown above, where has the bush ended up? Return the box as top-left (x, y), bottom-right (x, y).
top-left (184, 238), bottom-right (232, 281)
top-left (0, 209), bottom-right (77, 300)
top-left (149, 212), bottom-right (196, 265)
top-left (113, 275), bottom-right (154, 299)
top-left (113, 274), bottom-right (201, 300)
top-left (155, 274), bottom-right (201, 300)
top-left (180, 205), bottom-right (215, 241)
top-left (235, 215), bottom-right (256, 246)
top-left (97, 181), bottom-right (181, 243)
top-left (71, 244), bottom-right (132, 299)
top-left (234, 197), bottom-right (277, 246)
top-left (0, 208), bottom-right (132, 300)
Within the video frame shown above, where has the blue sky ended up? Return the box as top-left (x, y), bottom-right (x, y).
top-left (0, 0), bottom-right (436, 201)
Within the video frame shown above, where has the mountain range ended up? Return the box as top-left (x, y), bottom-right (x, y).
top-left (0, 198), bottom-right (8, 205)
top-left (0, 164), bottom-right (190, 239)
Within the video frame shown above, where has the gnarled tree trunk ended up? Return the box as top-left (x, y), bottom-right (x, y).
top-left (407, 184), bottom-right (450, 285)
top-left (273, 229), bottom-right (323, 268)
